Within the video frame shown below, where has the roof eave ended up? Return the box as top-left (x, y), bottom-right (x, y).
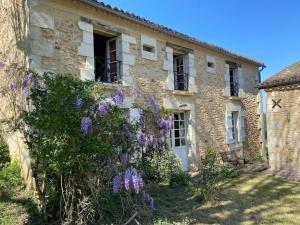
top-left (78, 0), bottom-right (264, 67)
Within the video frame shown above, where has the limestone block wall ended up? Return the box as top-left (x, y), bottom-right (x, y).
top-left (24, 0), bottom-right (262, 170)
top-left (266, 88), bottom-right (300, 173)
top-left (0, 0), bottom-right (34, 187)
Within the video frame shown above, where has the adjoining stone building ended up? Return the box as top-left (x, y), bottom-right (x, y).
top-left (259, 61), bottom-right (300, 173)
top-left (0, 0), bottom-right (265, 176)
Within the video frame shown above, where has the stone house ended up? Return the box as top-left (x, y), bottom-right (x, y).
top-left (259, 61), bottom-right (300, 173)
top-left (0, 0), bottom-right (265, 176)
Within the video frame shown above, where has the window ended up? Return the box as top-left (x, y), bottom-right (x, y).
top-left (141, 35), bottom-right (157, 61)
top-left (173, 55), bottom-right (189, 91)
top-left (231, 111), bottom-right (239, 144)
top-left (142, 44), bottom-right (155, 53)
top-left (169, 112), bottom-right (187, 147)
top-left (93, 32), bottom-right (121, 83)
top-left (229, 65), bottom-right (239, 96)
top-left (207, 55), bottom-right (216, 74)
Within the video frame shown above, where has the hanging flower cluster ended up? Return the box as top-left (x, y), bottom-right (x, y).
top-left (5, 64), bottom-right (34, 97)
top-left (75, 96), bottom-right (83, 110)
top-left (130, 86), bottom-right (160, 113)
top-left (112, 167), bottom-right (154, 209)
top-left (77, 89), bottom-right (125, 134)
top-left (113, 167), bottom-right (144, 194)
top-left (80, 117), bottom-right (92, 134)
top-left (142, 191), bottom-right (155, 209)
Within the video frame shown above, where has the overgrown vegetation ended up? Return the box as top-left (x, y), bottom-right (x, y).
top-left (0, 134), bottom-right (10, 170)
top-left (193, 149), bottom-right (238, 202)
top-left (0, 59), bottom-right (180, 224)
top-left (0, 60), bottom-right (243, 224)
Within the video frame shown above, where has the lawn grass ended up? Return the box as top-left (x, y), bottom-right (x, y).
top-left (150, 172), bottom-right (300, 225)
top-left (1, 170), bottom-right (300, 225)
top-left (0, 162), bottom-right (42, 225)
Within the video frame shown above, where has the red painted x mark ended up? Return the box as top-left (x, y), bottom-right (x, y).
top-left (272, 99), bottom-right (282, 109)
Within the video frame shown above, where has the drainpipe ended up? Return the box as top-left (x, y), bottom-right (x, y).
top-left (258, 65), bottom-right (267, 160)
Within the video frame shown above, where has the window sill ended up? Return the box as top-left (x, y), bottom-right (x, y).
top-left (172, 90), bottom-right (194, 96)
top-left (229, 142), bottom-right (243, 150)
top-left (228, 96), bottom-right (241, 101)
top-left (99, 82), bottom-right (121, 91)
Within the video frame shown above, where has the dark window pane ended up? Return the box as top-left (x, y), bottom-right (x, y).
top-left (174, 113), bottom-right (179, 120)
top-left (175, 138), bottom-right (180, 146)
top-left (175, 129), bottom-right (180, 138)
top-left (174, 121), bottom-right (179, 129)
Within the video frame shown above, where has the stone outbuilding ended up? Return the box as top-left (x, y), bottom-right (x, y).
top-left (259, 61), bottom-right (300, 173)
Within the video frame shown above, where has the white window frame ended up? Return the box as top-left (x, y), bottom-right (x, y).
top-left (207, 55), bottom-right (216, 74)
top-left (141, 35), bottom-right (157, 61)
top-left (105, 37), bottom-right (119, 83)
top-left (169, 112), bottom-right (188, 148)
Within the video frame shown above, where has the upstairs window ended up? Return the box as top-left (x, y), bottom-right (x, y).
top-left (93, 32), bottom-right (121, 83)
top-left (229, 64), bottom-right (239, 96)
top-left (173, 54), bottom-right (189, 91)
top-left (207, 55), bottom-right (216, 74)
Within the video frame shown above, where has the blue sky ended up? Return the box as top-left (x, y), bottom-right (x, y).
top-left (101, 0), bottom-right (300, 82)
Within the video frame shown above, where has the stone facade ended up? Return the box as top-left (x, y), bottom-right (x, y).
top-left (265, 86), bottom-right (300, 173)
top-left (0, 0), bottom-right (33, 186)
top-left (1, 0), bottom-right (264, 173)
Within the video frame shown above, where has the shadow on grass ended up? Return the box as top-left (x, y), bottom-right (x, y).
top-left (0, 190), bottom-right (43, 225)
top-left (149, 172), bottom-right (300, 225)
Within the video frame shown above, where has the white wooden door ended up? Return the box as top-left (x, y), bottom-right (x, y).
top-left (170, 112), bottom-right (189, 171)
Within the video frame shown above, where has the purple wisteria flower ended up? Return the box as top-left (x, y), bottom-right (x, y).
top-left (98, 101), bottom-right (109, 115)
top-left (149, 96), bottom-right (160, 113)
top-left (124, 167), bottom-right (143, 193)
top-left (111, 90), bottom-right (124, 105)
top-left (75, 96), bottom-right (83, 110)
top-left (113, 175), bottom-right (122, 193)
top-left (80, 117), bottom-right (92, 134)
top-left (22, 87), bottom-right (29, 96)
top-left (10, 82), bottom-right (17, 92)
top-left (142, 191), bottom-right (155, 209)
top-left (136, 131), bottom-right (147, 144)
top-left (121, 152), bottom-right (129, 165)
top-left (0, 61), bottom-right (4, 69)
top-left (158, 118), bottom-right (173, 130)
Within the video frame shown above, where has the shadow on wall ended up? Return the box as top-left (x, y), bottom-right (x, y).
top-left (9, 0), bottom-right (28, 64)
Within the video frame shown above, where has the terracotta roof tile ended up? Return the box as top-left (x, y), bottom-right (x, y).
top-left (259, 61), bottom-right (300, 89)
top-left (79, 0), bottom-right (264, 66)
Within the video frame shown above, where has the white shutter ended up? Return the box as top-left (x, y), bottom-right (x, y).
top-left (224, 64), bottom-right (230, 96)
top-left (129, 108), bottom-right (141, 124)
top-left (239, 110), bottom-right (246, 142)
top-left (225, 111), bottom-right (234, 144)
top-left (238, 67), bottom-right (245, 98)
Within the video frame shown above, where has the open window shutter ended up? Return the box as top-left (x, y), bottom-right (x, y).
top-left (239, 111), bottom-right (246, 142)
top-left (106, 38), bottom-right (118, 82)
top-left (224, 64), bottom-right (230, 96)
top-left (225, 112), bottom-right (234, 144)
top-left (238, 67), bottom-right (245, 98)
top-left (129, 108), bottom-right (141, 124)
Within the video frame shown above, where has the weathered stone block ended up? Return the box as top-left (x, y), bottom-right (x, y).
top-left (30, 11), bottom-right (54, 29)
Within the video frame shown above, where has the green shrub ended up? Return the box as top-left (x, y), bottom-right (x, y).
top-left (169, 170), bottom-right (191, 186)
top-left (0, 161), bottom-right (22, 192)
top-left (138, 148), bottom-right (182, 184)
top-left (194, 149), bottom-right (237, 202)
top-left (0, 135), bottom-right (10, 170)
top-left (218, 163), bottom-right (239, 178)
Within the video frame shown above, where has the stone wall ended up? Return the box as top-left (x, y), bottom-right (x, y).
top-left (266, 87), bottom-right (300, 173)
top-left (24, 0), bottom-right (262, 170)
top-left (0, 0), bottom-right (34, 187)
